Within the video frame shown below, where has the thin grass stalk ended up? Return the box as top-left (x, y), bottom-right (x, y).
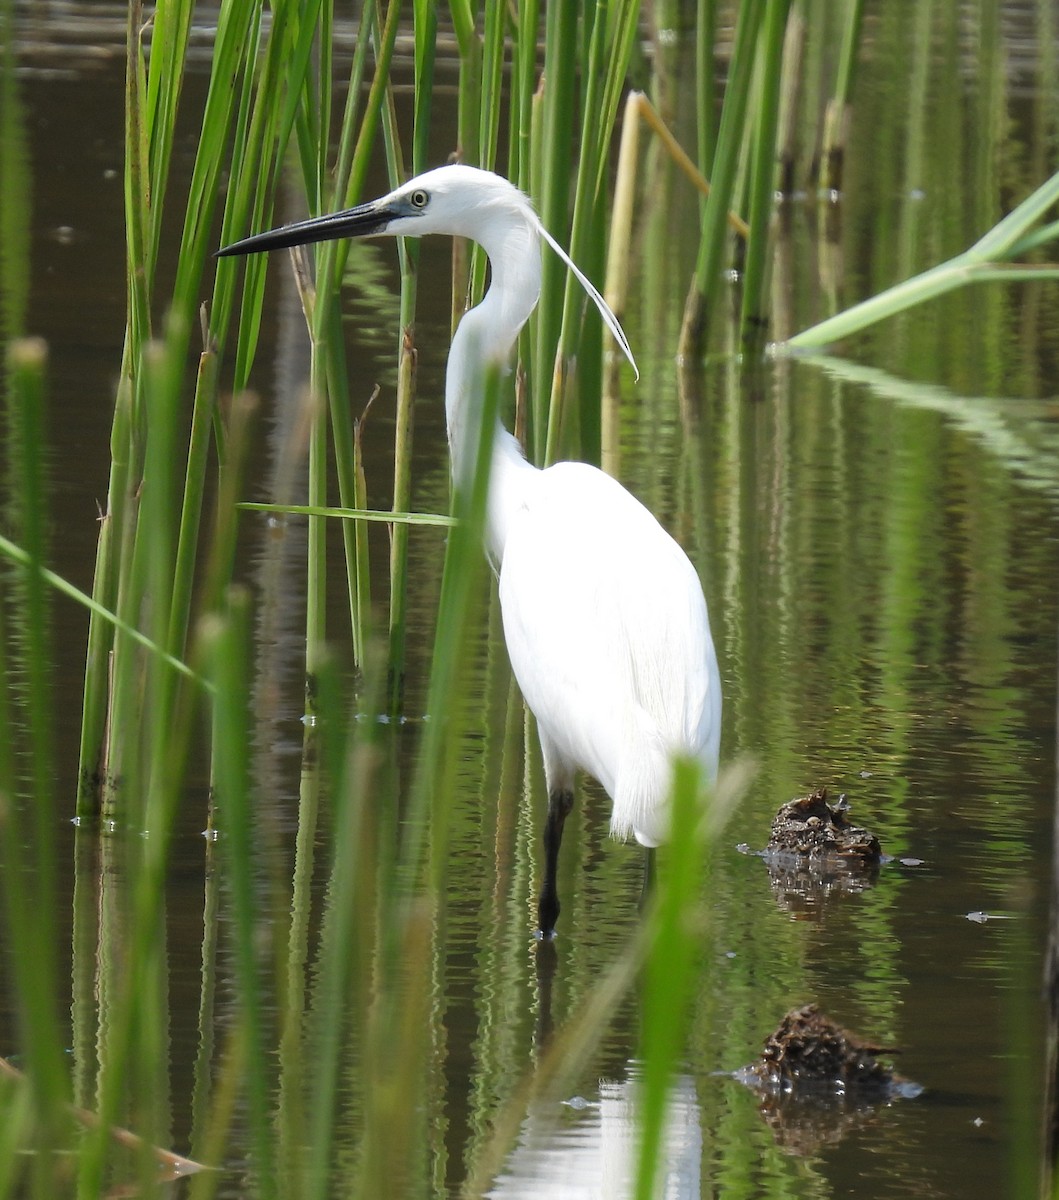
top-left (275, 721), bottom-right (321, 1191)
top-left (0, 1076), bottom-right (31, 1198)
top-left (300, 0), bottom-right (336, 706)
top-left (143, 0), bottom-right (194, 279)
top-left (819, 0), bottom-right (864, 191)
top-left (201, 593), bottom-right (277, 1197)
top-left (97, 0), bottom-right (157, 817)
top-left (531, 0), bottom-right (577, 462)
top-left (304, 2), bottom-right (396, 686)
top-left (447, 2), bottom-right (481, 334)
top-left (388, 328), bottom-right (417, 707)
top-left (125, 0), bottom-right (267, 798)
top-left (287, 0), bottom-right (327, 209)
top-left (775, 6), bottom-right (805, 195)
top-left (696, 0), bottom-right (718, 174)
top-left (463, 0), bottom-right (508, 309)
top-left (185, 1023), bottom-right (250, 1200)
top-left (305, 359), bottom-right (328, 698)
top-left (141, 334), bottom-right (185, 820)
top-left (0, 341), bottom-right (69, 1188)
top-left (316, 0), bottom-right (334, 204)
top-left (478, 0), bottom-right (507, 176)
top-left (228, 6), bottom-right (315, 390)
top-left (575, 182), bottom-right (606, 462)
top-left (77, 377), bottom-right (124, 808)
top-left (77, 699), bottom-right (198, 1190)
top-left (202, 392), bottom-right (258, 652)
top-left (0, 0), bottom-right (29, 341)
top-left (354, 364), bottom-right (501, 1193)
top-left (739, 0), bottom-right (792, 341)
top-left (601, 93), bottom-right (640, 324)
top-left (377, 40), bottom-right (414, 705)
top-left (69, 830), bottom-right (99, 1123)
top-left (352, 394), bottom-right (375, 672)
top-left (386, 0), bottom-right (436, 708)
top-left (509, 0), bottom-right (539, 193)
top-left (166, 331), bottom-right (219, 655)
top-left (602, 91), bottom-right (641, 454)
top-left (679, 0), bottom-right (766, 360)
top-left (450, 0), bottom-right (483, 170)
top-left (304, 654), bottom-right (388, 1200)
top-left (594, 1), bottom-right (642, 202)
top-left (633, 760), bottom-right (707, 1199)
top-left (188, 836), bottom-right (220, 1163)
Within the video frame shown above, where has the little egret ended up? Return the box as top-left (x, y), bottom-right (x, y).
top-left (218, 165), bottom-right (721, 937)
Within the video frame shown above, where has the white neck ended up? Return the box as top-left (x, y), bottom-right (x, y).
top-left (445, 211), bottom-right (541, 563)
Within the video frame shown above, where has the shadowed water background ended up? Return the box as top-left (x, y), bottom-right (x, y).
top-left (5, 5), bottom-right (1059, 1197)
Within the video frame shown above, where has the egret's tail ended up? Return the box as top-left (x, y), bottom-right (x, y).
top-left (609, 732), bottom-right (672, 847)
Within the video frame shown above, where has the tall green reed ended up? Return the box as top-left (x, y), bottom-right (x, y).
top-left (0, 343), bottom-right (69, 1196)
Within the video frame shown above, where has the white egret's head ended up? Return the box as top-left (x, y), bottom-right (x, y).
top-left (217, 163), bottom-right (637, 376)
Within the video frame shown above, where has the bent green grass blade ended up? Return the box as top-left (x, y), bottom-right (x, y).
top-left (238, 502), bottom-right (455, 526)
top-left (788, 167), bottom-right (1059, 349)
top-left (0, 531), bottom-right (204, 687)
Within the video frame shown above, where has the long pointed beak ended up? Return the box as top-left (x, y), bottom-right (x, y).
top-left (215, 199), bottom-right (401, 258)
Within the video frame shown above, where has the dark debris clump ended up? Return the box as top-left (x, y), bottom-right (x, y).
top-left (766, 788), bottom-right (881, 864)
top-left (746, 1004), bottom-right (900, 1093)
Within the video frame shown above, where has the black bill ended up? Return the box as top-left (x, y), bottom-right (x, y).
top-left (215, 199), bottom-right (400, 258)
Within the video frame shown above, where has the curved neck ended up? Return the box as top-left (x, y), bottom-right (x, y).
top-left (445, 213), bottom-right (541, 561)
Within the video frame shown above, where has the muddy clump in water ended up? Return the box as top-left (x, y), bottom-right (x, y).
top-left (746, 1004), bottom-right (899, 1091)
top-left (766, 788), bottom-right (881, 864)
top-left (738, 789), bottom-right (885, 914)
top-left (733, 1005), bottom-right (921, 1153)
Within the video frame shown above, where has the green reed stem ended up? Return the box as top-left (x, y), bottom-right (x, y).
top-left (695, 0), bottom-right (717, 174)
top-left (634, 759), bottom-right (706, 1200)
top-left (509, 0), bottom-right (538, 192)
top-left (202, 593), bottom-right (277, 1197)
top-left (305, 0), bottom-right (398, 676)
top-left (532, 0), bottom-right (577, 462)
top-left (167, 0), bottom-right (273, 658)
top-left (386, 0), bottom-right (437, 708)
top-left (679, 0), bottom-right (766, 359)
top-left (352, 365), bottom-right (500, 1194)
top-left (740, 0), bottom-right (792, 339)
top-left (819, 0), bottom-right (863, 192)
top-left (80, 0), bottom-right (266, 813)
top-left (478, 0), bottom-right (506, 175)
top-left (0, 341), bottom-right (69, 1188)
top-left (305, 654), bottom-right (389, 1200)
top-left (450, 0), bottom-right (482, 170)
top-left (389, 328), bottom-right (417, 707)
top-left (0, 0), bottom-right (29, 342)
top-left (544, 0), bottom-right (640, 464)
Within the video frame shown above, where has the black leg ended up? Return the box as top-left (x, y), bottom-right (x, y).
top-left (639, 845), bottom-right (657, 915)
top-left (537, 788), bottom-right (574, 937)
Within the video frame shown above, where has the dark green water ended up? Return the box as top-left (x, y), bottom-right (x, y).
top-left (5, 4), bottom-right (1059, 1197)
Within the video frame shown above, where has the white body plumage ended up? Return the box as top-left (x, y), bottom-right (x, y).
top-left (218, 164), bottom-right (722, 928)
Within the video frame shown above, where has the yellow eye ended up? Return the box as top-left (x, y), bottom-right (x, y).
top-left (410, 189), bottom-right (429, 209)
